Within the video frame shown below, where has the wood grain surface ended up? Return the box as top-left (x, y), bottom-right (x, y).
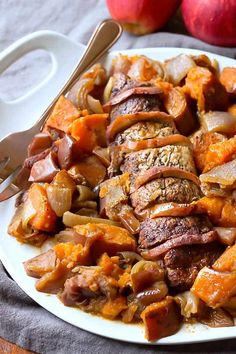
top-left (0, 337), bottom-right (35, 354)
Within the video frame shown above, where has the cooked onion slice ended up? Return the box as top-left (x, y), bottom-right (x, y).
top-left (201, 111), bottom-right (236, 135)
top-left (137, 203), bottom-right (195, 220)
top-left (47, 186), bottom-right (72, 217)
top-left (118, 208), bottom-right (140, 235)
top-left (93, 147), bottom-right (110, 167)
top-left (103, 86), bottom-right (162, 112)
top-left (134, 166), bottom-right (200, 190)
top-left (174, 291), bottom-right (199, 318)
top-left (87, 94), bottom-right (104, 113)
top-left (120, 134), bottom-right (192, 152)
top-left (63, 211), bottom-right (123, 227)
top-left (106, 111), bottom-right (175, 142)
top-left (164, 54), bottom-right (196, 85)
top-left (200, 159), bottom-right (236, 188)
top-left (214, 227), bottom-right (236, 246)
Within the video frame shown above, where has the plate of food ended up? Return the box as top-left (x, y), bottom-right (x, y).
top-left (0, 29), bottom-right (236, 345)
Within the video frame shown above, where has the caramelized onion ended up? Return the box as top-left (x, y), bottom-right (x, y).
top-left (118, 251), bottom-right (143, 264)
top-left (93, 147), bottom-right (110, 167)
top-left (201, 111), bottom-right (236, 135)
top-left (131, 260), bottom-right (164, 293)
top-left (214, 227), bottom-right (236, 246)
top-left (118, 208), bottom-right (140, 234)
top-left (76, 185), bottom-right (96, 202)
top-left (103, 77), bottom-right (114, 103)
top-left (106, 111), bottom-right (175, 142)
top-left (174, 291), bottom-right (199, 318)
top-left (87, 94), bottom-right (104, 114)
top-left (120, 134), bottom-right (192, 152)
top-left (200, 159), bottom-right (236, 188)
top-left (47, 186), bottom-right (72, 217)
top-left (62, 211), bottom-right (123, 228)
top-left (21, 197), bottom-right (36, 231)
top-left (137, 203), bottom-right (195, 220)
top-left (134, 166), bottom-right (200, 190)
top-left (164, 54), bottom-right (196, 85)
top-left (103, 86), bottom-right (162, 112)
top-left (136, 281), bottom-right (168, 306)
top-left (67, 63), bottom-right (106, 106)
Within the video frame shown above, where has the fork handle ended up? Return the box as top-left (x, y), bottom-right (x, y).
top-left (34, 19), bottom-right (122, 132)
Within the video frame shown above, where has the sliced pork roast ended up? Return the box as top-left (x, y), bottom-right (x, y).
top-left (102, 71), bottom-right (223, 292)
top-left (104, 73), bottom-right (164, 122)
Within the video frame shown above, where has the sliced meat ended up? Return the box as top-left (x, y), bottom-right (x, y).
top-left (110, 73), bottom-right (149, 98)
top-left (121, 145), bottom-right (196, 187)
top-left (164, 243), bottom-right (224, 292)
top-left (115, 121), bottom-right (177, 145)
top-left (60, 266), bottom-right (117, 306)
top-left (110, 94), bottom-right (163, 122)
top-left (108, 74), bottom-right (163, 122)
top-left (142, 230), bottom-right (218, 259)
top-left (139, 215), bottom-right (212, 250)
top-left (130, 177), bottom-right (201, 213)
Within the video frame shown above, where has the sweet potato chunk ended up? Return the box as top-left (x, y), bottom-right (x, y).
top-left (141, 298), bottom-right (181, 341)
top-left (220, 67), bottom-right (236, 95)
top-left (194, 197), bottom-right (236, 227)
top-left (213, 244), bottom-right (236, 272)
top-left (44, 96), bottom-right (79, 133)
top-left (204, 136), bottom-right (236, 172)
top-left (74, 223), bottom-right (136, 259)
top-left (28, 183), bottom-right (57, 232)
top-left (101, 296), bottom-right (127, 319)
top-left (191, 131), bottom-right (227, 172)
top-left (191, 267), bottom-right (236, 308)
top-left (185, 67), bottom-right (228, 112)
top-left (70, 114), bottom-right (108, 153)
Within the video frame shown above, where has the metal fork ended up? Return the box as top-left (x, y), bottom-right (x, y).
top-left (0, 19), bottom-right (122, 202)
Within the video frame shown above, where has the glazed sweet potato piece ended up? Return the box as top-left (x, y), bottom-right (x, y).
top-left (204, 136), bottom-right (236, 172)
top-left (44, 95), bottom-right (79, 133)
top-left (27, 183), bottom-right (57, 232)
top-left (141, 298), bottom-right (181, 341)
top-left (163, 87), bottom-right (197, 135)
top-left (212, 244), bottom-right (236, 272)
top-left (185, 67), bottom-right (228, 112)
top-left (219, 67), bottom-right (236, 95)
top-left (191, 267), bottom-right (236, 308)
top-left (101, 296), bottom-right (127, 319)
top-left (73, 223), bottom-right (136, 259)
top-left (195, 197), bottom-right (236, 227)
top-left (190, 131), bottom-right (227, 172)
top-left (70, 114), bottom-right (108, 153)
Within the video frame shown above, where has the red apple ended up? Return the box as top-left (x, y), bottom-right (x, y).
top-left (182, 0), bottom-right (236, 47)
top-left (106, 0), bottom-right (181, 35)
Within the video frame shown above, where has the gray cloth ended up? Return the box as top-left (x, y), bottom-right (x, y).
top-left (0, 1), bottom-right (236, 353)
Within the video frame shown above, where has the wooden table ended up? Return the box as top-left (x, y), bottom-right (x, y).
top-left (0, 337), bottom-right (34, 354)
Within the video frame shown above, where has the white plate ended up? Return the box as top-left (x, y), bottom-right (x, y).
top-left (0, 30), bottom-right (236, 345)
